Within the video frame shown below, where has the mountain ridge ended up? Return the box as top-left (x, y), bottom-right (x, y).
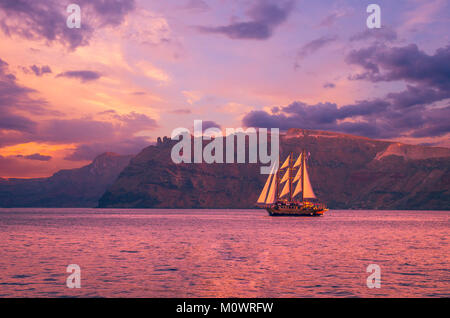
top-left (98, 129), bottom-right (450, 210)
top-left (0, 152), bottom-right (133, 207)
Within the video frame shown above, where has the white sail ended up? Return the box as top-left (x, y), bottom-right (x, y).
top-left (257, 174), bottom-right (272, 203)
top-left (280, 155), bottom-right (290, 169)
top-left (280, 169), bottom-right (289, 183)
top-left (293, 154), bottom-right (302, 168)
top-left (257, 161), bottom-right (277, 204)
top-left (265, 168), bottom-right (278, 204)
top-left (292, 177), bottom-right (302, 197)
top-left (303, 163), bottom-right (316, 199)
top-left (293, 166), bottom-right (301, 182)
top-left (279, 181), bottom-right (289, 198)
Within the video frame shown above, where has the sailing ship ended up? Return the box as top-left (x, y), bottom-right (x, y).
top-left (256, 150), bottom-right (328, 216)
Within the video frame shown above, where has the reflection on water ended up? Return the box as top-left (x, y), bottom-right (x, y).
top-left (0, 208), bottom-right (448, 297)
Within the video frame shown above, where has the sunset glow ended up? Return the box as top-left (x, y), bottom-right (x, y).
top-left (0, 0), bottom-right (449, 178)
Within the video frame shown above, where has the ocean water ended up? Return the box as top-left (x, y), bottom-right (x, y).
top-left (0, 208), bottom-right (448, 298)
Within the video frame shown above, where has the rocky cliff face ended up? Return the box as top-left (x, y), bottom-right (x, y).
top-left (98, 129), bottom-right (450, 210)
top-left (0, 153), bottom-right (133, 207)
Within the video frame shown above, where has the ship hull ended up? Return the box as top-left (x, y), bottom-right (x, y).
top-left (266, 205), bottom-right (326, 216)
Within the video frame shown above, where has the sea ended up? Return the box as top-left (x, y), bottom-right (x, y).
top-left (0, 208), bottom-right (448, 298)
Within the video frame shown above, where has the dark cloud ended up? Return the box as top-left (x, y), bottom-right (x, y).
top-left (196, 0), bottom-right (295, 40)
top-left (0, 57), bottom-right (45, 137)
top-left (16, 153), bottom-right (52, 161)
top-left (410, 105), bottom-right (450, 138)
top-left (297, 35), bottom-right (338, 59)
top-left (56, 70), bottom-right (101, 82)
top-left (0, 56), bottom-right (156, 166)
top-left (386, 85), bottom-right (448, 109)
top-left (0, 114), bottom-right (36, 133)
top-left (0, 0), bottom-right (90, 50)
top-left (243, 100), bottom-right (388, 135)
top-left (0, 57), bottom-right (157, 161)
top-left (346, 43), bottom-right (450, 122)
top-left (0, 0), bottom-right (135, 50)
top-left (78, 0), bottom-right (135, 26)
top-left (30, 65), bottom-right (52, 76)
top-left (349, 27), bottom-right (397, 43)
top-left (323, 82), bottom-right (335, 88)
top-left (202, 120), bottom-right (221, 131)
top-left (346, 44), bottom-right (450, 91)
top-left (0, 66), bottom-right (156, 158)
top-left (55, 111), bottom-right (157, 161)
top-left (242, 99), bottom-right (449, 139)
top-left (243, 41), bottom-right (450, 139)
top-left (1, 109), bottom-right (157, 161)
top-left (243, 41), bottom-right (450, 142)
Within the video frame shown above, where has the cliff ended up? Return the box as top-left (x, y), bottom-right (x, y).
top-left (0, 152), bottom-right (133, 207)
top-left (98, 129), bottom-right (450, 210)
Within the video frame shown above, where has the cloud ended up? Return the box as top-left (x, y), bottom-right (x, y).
top-left (37, 118), bottom-right (116, 143)
top-left (56, 70), bottom-right (102, 82)
top-left (346, 43), bottom-right (450, 120)
top-left (386, 85), bottom-right (448, 109)
top-left (317, 7), bottom-right (351, 28)
top-left (137, 61), bottom-right (170, 83)
top-left (182, 90), bottom-right (203, 105)
top-left (318, 13), bottom-right (339, 28)
top-left (16, 153), bottom-right (52, 161)
top-left (36, 111), bottom-right (157, 144)
top-left (170, 108), bottom-right (192, 114)
top-left (349, 27), bottom-right (398, 43)
top-left (346, 44), bottom-right (450, 91)
top-left (0, 114), bottom-right (37, 133)
top-left (323, 82), bottom-right (336, 89)
top-left (0, 56), bottom-right (157, 161)
top-left (0, 0), bottom-right (135, 50)
top-left (242, 99), bottom-right (449, 139)
top-left (64, 137), bottom-right (150, 161)
top-left (120, 9), bottom-right (177, 48)
top-left (202, 120), bottom-right (221, 131)
top-left (196, 0), bottom-right (295, 40)
top-left (131, 91), bottom-right (147, 96)
top-left (410, 105), bottom-right (450, 138)
top-left (0, 57), bottom-right (46, 136)
top-left (29, 65), bottom-right (52, 76)
top-left (399, 0), bottom-right (446, 33)
top-left (57, 111), bottom-right (158, 161)
top-left (244, 43), bottom-right (450, 139)
top-left (297, 35), bottom-right (338, 59)
top-left (1, 110), bottom-right (157, 162)
top-left (183, 0), bottom-right (209, 11)
top-left (0, 154), bottom-right (55, 178)
top-left (78, 0), bottom-right (135, 26)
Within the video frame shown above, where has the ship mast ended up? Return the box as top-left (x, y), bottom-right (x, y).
top-left (275, 161), bottom-right (279, 202)
top-left (301, 149), bottom-right (305, 202)
top-left (288, 152), bottom-right (293, 201)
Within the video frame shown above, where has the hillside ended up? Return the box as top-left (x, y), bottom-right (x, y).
top-left (98, 129), bottom-right (450, 210)
top-left (0, 153), bottom-right (133, 207)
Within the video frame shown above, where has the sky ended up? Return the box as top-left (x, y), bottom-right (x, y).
top-left (0, 0), bottom-right (449, 178)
